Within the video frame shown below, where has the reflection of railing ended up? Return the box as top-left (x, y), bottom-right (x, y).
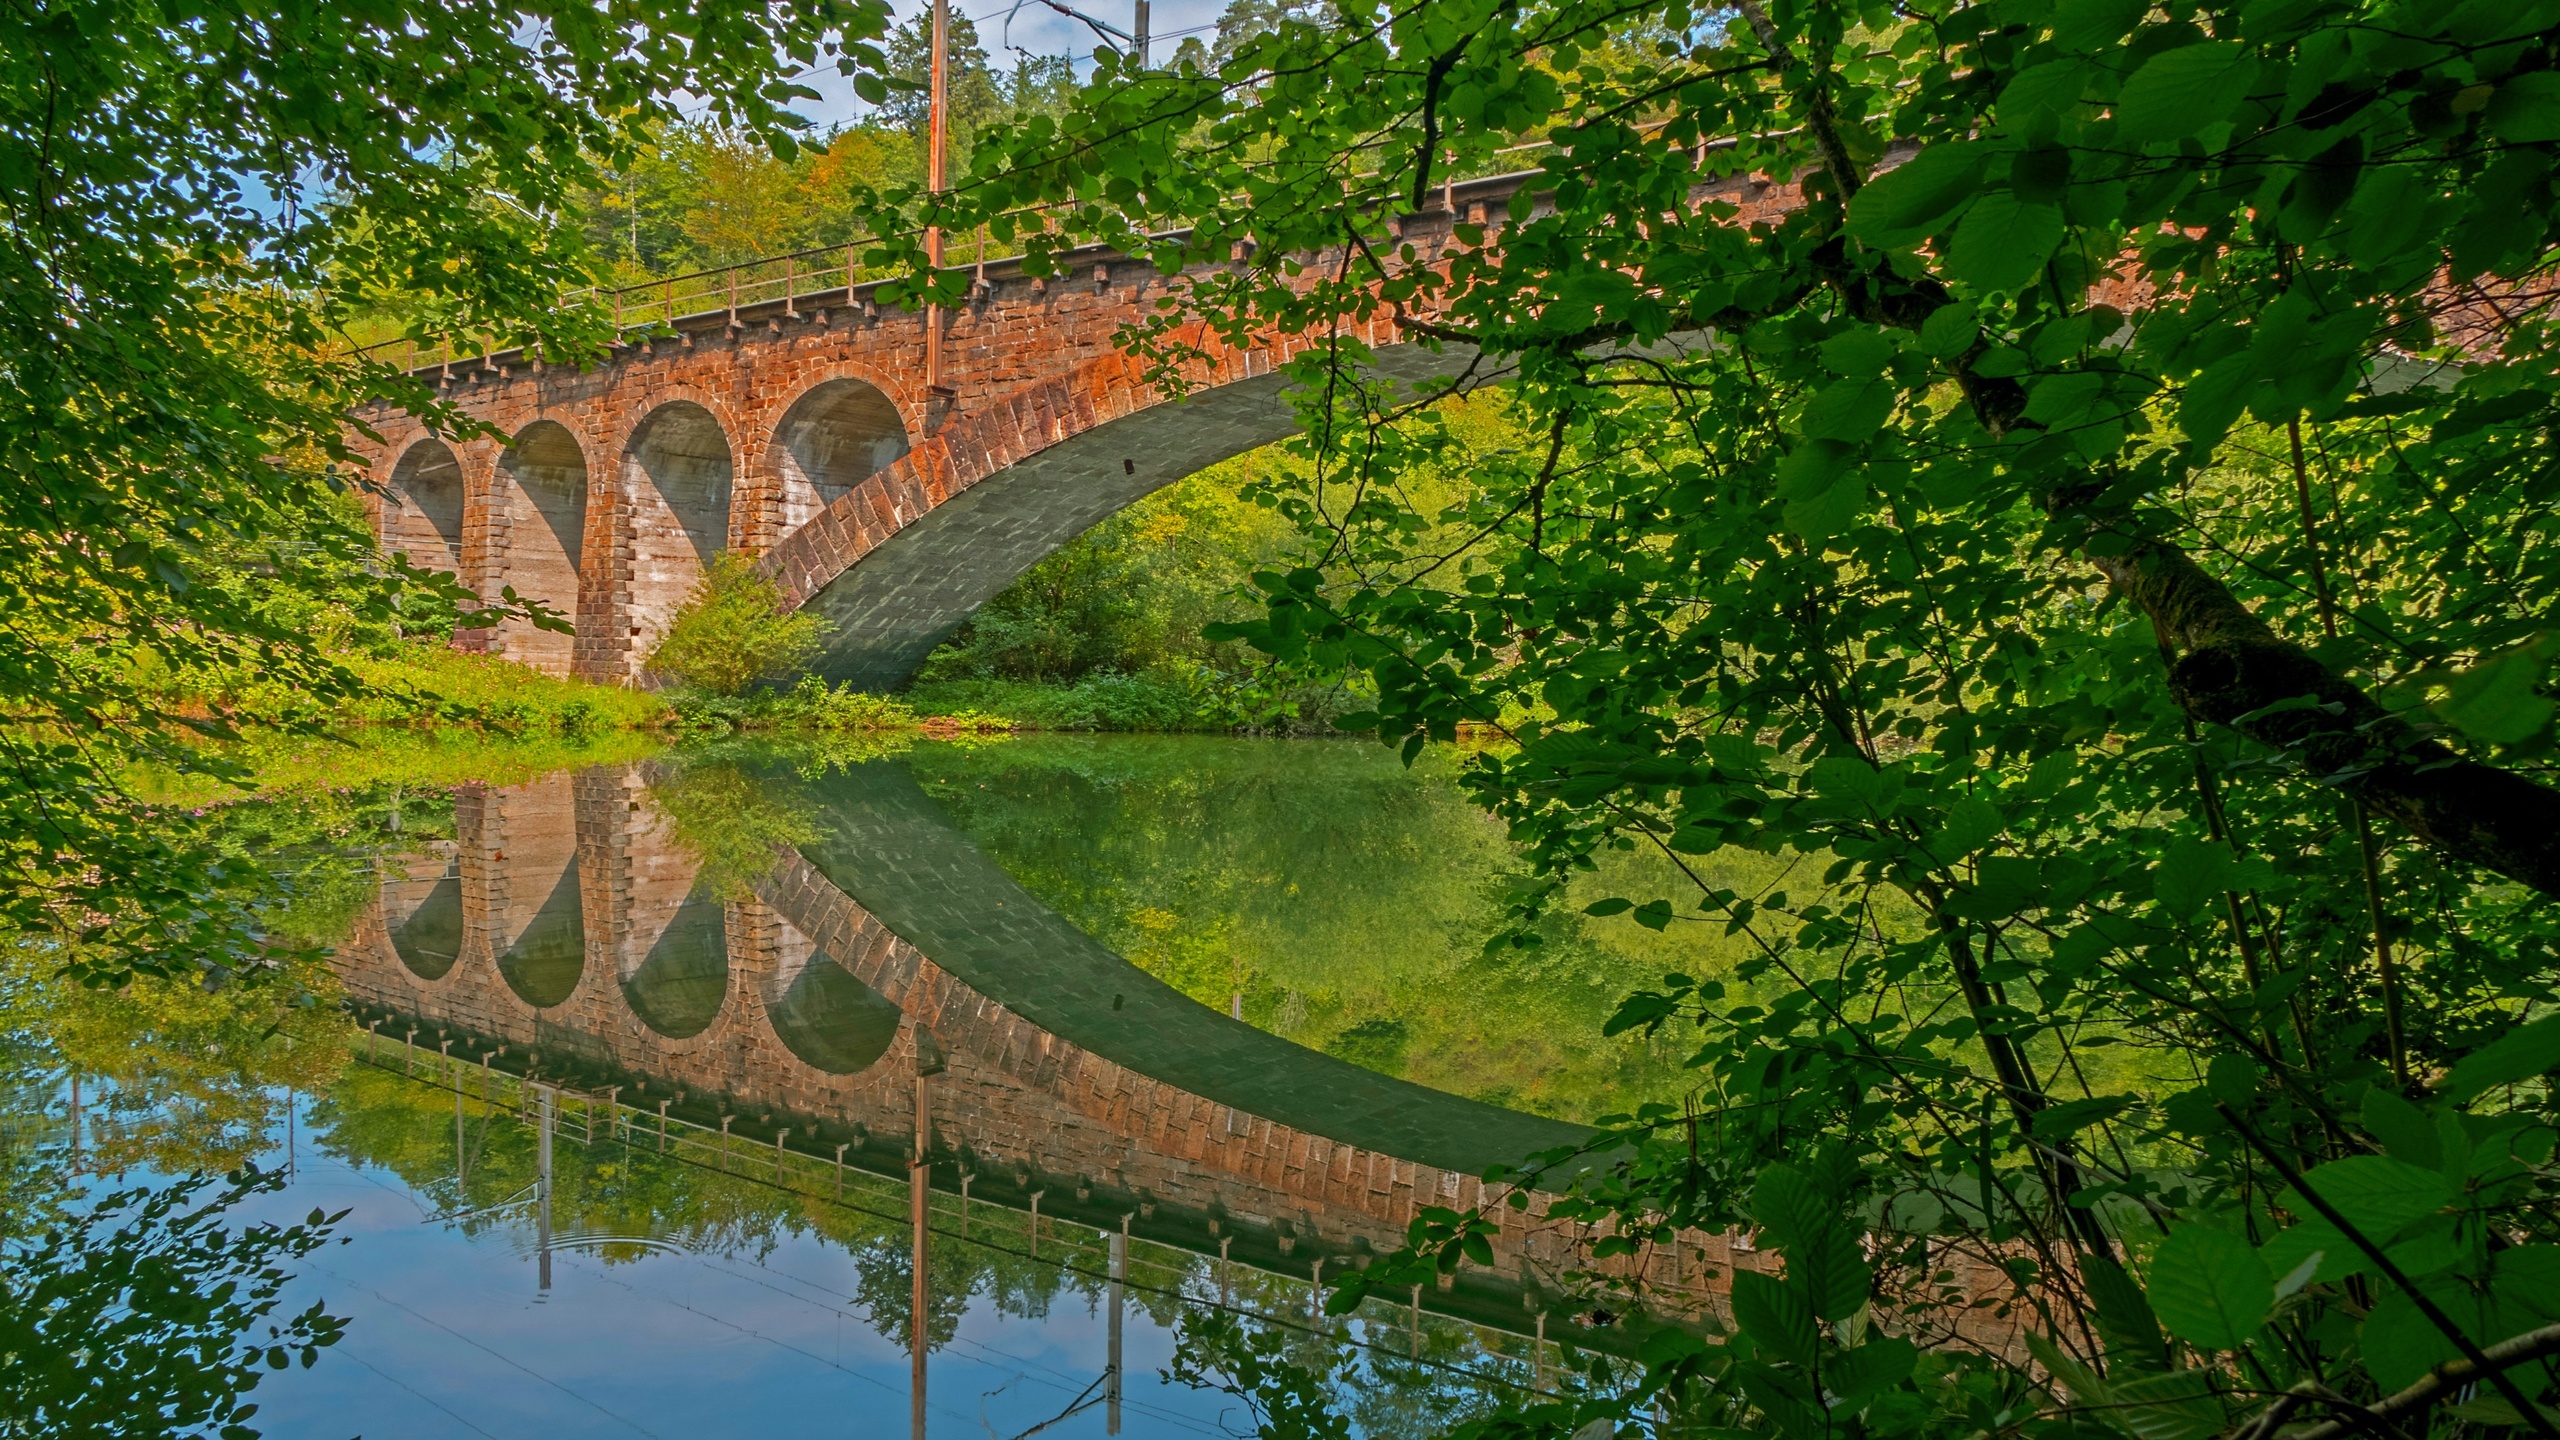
top-left (351, 1022), bottom-right (1571, 1386)
top-left (343, 132), bottom-right (1669, 381)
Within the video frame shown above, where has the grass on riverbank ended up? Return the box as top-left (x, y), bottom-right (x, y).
top-left (178, 640), bottom-right (665, 737)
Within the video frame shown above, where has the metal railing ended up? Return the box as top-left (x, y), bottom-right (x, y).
top-left (352, 1022), bottom-right (1584, 1385)
top-left (341, 129), bottom-right (1691, 380)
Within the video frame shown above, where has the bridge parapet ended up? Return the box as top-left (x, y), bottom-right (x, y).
top-left (353, 159), bottom-right (1804, 685)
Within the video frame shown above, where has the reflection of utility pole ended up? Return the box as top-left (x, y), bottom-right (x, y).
top-left (923, 0), bottom-right (950, 402)
top-left (911, 1028), bottom-right (945, 1440)
top-left (535, 1084), bottom-right (555, 1293)
top-left (1108, 1216), bottom-right (1128, 1434)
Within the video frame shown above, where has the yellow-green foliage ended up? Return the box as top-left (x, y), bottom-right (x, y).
top-left (648, 761), bottom-right (822, 899)
top-left (646, 554), bottom-right (828, 696)
top-left (0, 942), bottom-right (348, 1176)
top-left (178, 638), bottom-right (663, 736)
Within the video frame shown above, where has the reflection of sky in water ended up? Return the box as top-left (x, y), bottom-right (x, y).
top-left (234, 1090), bottom-right (1523, 1438)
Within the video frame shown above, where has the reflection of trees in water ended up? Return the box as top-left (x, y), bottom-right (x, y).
top-left (1167, 1292), bottom-right (1550, 1440)
top-left (312, 1065), bottom-right (1183, 1350)
top-left (895, 736), bottom-right (1756, 1121)
top-left (312, 1061), bottom-right (1556, 1424)
top-left (0, 941), bottom-right (348, 1180)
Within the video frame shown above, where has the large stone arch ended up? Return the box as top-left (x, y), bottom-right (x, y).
top-left (766, 373), bottom-right (912, 546)
top-left (620, 400), bottom-right (736, 664)
top-left (490, 420), bottom-right (588, 677)
top-left (764, 340), bottom-right (1485, 691)
top-left (383, 437), bottom-right (466, 574)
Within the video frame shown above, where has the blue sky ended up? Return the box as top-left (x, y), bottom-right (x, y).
top-left (793, 0), bottom-right (1239, 127)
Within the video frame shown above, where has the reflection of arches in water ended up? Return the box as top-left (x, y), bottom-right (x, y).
top-left (391, 868), bottom-right (463, 981)
top-left (622, 896), bottom-right (727, 1039)
top-left (498, 868), bottom-right (584, 1009)
top-left (768, 951), bottom-right (902, 1074)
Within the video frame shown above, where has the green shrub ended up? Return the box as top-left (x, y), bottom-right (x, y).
top-left (645, 554), bottom-right (828, 696)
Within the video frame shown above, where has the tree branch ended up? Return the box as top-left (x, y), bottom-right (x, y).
top-left (2257, 1322), bottom-right (2560, 1440)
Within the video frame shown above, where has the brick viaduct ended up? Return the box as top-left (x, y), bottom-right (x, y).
top-left (331, 759), bottom-right (1800, 1341)
top-left (353, 163), bottom-right (1798, 687)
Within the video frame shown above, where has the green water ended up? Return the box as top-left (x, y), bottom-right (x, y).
top-left (885, 734), bottom-right (1769, 1121)
top-left (7, 731), bottom-right (1779, 1438)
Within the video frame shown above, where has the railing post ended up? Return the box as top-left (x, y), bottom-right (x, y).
top-left (783, 255), bottom-right (796, 317)
top-left (662, 277), bottom-right (673, 328)
top-left (658, 1099), bottom-right (670, 1153)
top-left (726, 268), bottom-right (737, 329)
top-left (847, 242), bottom-right (858, 306)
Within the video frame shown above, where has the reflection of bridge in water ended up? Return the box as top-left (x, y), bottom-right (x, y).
top-left (336, 760), bottom-right (1768, 1347)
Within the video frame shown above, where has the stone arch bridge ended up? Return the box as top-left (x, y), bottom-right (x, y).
top-left (358, 161), bottom-right (1792, 686)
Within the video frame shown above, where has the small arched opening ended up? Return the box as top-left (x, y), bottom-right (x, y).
top-left (768, 952), bottom-right (903, 1075)
top-left (497, 867), bottom-right (585, 1010)
top-left (771, 378), bottom-right (909, 539)
top-left (384, 438), bottom-right (466, 573)
top-left (494, 421), bottom-right (587, 676)
top-left (621, 894), bottom-right (728, 1040)
top-left (388, 861), bottom-right (464, 982)
top-left (622, 402), bottom-right (733, 661)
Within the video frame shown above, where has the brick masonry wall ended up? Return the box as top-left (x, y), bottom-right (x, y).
top-left (333, 765), bottom-right (1793, 1319)
top-left (342, 762), bottom-right (2035, 1352)
top-left (351, 165), bottom-right (1815, 685)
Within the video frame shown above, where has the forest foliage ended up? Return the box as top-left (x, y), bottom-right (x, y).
top-left (842, 0), bottom-right (2560, 1436)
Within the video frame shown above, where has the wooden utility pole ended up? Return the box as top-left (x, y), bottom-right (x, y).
top-left (924, 0), bottom-right (949, 397)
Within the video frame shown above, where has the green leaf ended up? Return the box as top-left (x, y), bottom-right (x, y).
top-left (1846, 144), bottom-right (1985, 244)
top-left (2106, 1369), bottom-right (2226, 1440)
top-left (1794, 1225), bottom-right (1872, 1321)
top-left (1932, 795), bottom-right (2004, 858)
top-left (2023, 1330), bottom-right (2111, 1405)
top-left (1778, 441), bottom-right (1866, 540)
top-left (2147, 1227), bottom-right (2272, 1350)
top-left (1751, 1165), bottom-right (1832, 1248)
top-left (2486, 72), bottom-right (2560, 143)
top-left (1802, 376), bottom-right (1897, 442)
top-left (1919, 300), bottom-right (1979, 358)
top-left (2361, 1282), bottom-right (2467, 1391)
top-left (1731, 1269), bottom-right (1821, 1367)
top-left (2031, 1093), bottom-right (2134, 1139)
top-left (2433, 645), bottom-right (2555, 746)
top-left (1999, 61), bottom-right (2089, 128)
top-left (2288, 1155), bottom-right (2452, 1241)
top-left (1826, 1335), bottom-right (1917, 1396)
top-left (2050, 0), bottom-right (2148, 50)
top-left (2444, 1013), bottom-right (2560, 1102)
top-left (2359, 1088), bottom-right (2443, 1171)
top-left (2114, 43), bottom-right (2258, 143)
top-left (2082, 1254), bottom-right (2170, 1373)
top-left (2259, 1220), bottom-right (2353, 1287)
top-left (2150, 837), bottom-right (2234, 922)
top-left (1946, 193), bottom-right (2064, 292)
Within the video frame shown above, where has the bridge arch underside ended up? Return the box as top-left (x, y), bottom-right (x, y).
top-left (773, 378), bottom-right (909, 539)
top-left (384, 438), bottom-right (466, 574)
top-left (800, 344), bottom-right (1480, 692)
top-left (493, 421), bottom-right (587, 676)
top-left (624, 402), bottom-right (734, 662)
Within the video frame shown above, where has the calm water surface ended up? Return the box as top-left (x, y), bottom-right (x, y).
top-left (15, 736), bottom-right (1745, 1437)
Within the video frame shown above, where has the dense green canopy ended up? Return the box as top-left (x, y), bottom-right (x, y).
top-left (860, 1), bottom-right (2560, 1435)
top-left (0, 0), bottom-right (889, 982)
